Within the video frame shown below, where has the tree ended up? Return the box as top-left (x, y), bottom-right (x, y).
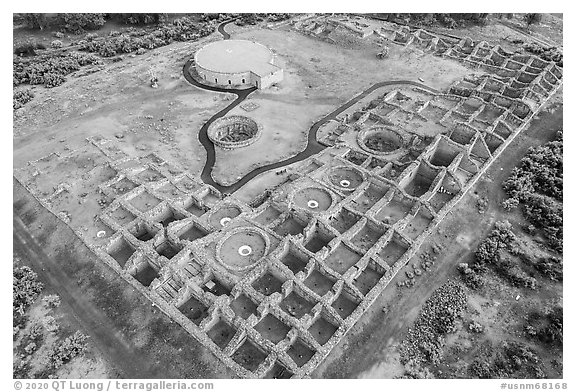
top-left (524, 13), bottom-right (543, 27)
top-left (13, 266), bottom-right (43, 316)
top-left (13, 265), bottom-right (44, 329)
top-left (501, 197), bottom-right (519, 211)
top-left (13, 89), bottom-right (34, 110)
top-left (57, 13), bottom-right (106, 33)
top-left (23, 13), bottom-right (48, 30)
top-left (542, 306), bottom-right (563, 345)
top-left (502, 134), bottom-right (563, 251)
top-left (49, 331), bottom-right (88, 369)
top-left (115, 13), bottom-right (167, 25)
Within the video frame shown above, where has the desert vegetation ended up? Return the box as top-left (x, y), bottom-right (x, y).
top-left (452, 133), bottom-right (563, 379)
top-left (374, 13), bottom-right (490, 28)
top-left (399, 280), bottom-right (467, 377)
top-left (13, 52), bottom-right (101, 89)
top-left (523, 43), bottom-right (563, 66)
top-left (502, 131), bottom-right (563, 251)
top-left (13, 258), bottom-right (90, 378)
top-left (458, 220), bottom-right (538, 290)
top-left (13, 13), bottom-right (292, 111)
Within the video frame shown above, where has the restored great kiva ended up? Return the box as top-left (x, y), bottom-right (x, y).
top-left (194, 39), bottom-right (283, 89)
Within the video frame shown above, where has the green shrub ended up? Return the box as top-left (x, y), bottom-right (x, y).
top-left (524, 13), bottom-right (543, 26)
top-left (469, 359), bottom-right (492, 378)
top-left (503, 133), bottom-right (563, 251)
top-left (539, 306), bottom-right (562, 346)
top-left (43, 72), bottom-right (66, 88)
top-left (501, 197), bottom-right (519, 211)
top-left (13, 266), bottom-right (43, 320)
top-left (57, 13), bottom-right (106, 33)
top-left (49, 331), bottom-right (88, 369)
top-left (13, 89), bottom-right (34, 110)
top-left (535, 256), bottom-right (563, 281)
top-left (23, 13), bottom-right (48, 30)
top-left (50, 40), bottom-right (63, 49)
top-left (13, 52), bottom-right (100, 87)
top-left (496, 258), bottom-right (537, 289)
top-left (400, 280), bottom-right (467, 366)
top-left (524, 43), bottom-right (563, 66)
top-left (115, 13), bottom-right (168, 25)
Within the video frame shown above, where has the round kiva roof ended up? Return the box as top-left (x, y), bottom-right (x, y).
top-left (194, 39), bottom-right (277, 75)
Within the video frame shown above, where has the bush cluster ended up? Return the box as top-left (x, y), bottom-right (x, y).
top-left (14, 42), bottom-right (46, 57)
top-left (503, 132), bottom-right (563, 251)
top-left (474, 220), bottom-right (516, 270)
top-left (541, 306), bottom-right (563, 346)
top-left (535, 256), bottom-right (563, 281)
top-left (519, 252), bottom-right (563, 282)
top-left (13, 52), bottom-right (101, 88)
top-left (400, 280), bottom-right (467, 367)
top-left (523, 13), bottom-right (543, 27)
top-left (235, 13), bottom-right (291, 26)
top-left (401, 359), bottom-right (434, 379)
top-left (13, 266), bottom-right (44, 329)
top-left (459, 220), bottom-right (533, 290)
top-left (524, 43), bottom-right (563, 67)
top-left (114, 13), bottom-right (168, 25)
top-left (77, 16), bottom-right (213, 58)
top-left (496, 258), bottom-right (537, 289)
top-left (13, 89), bottom-right (34, 110)
top-left (49, 331), bottom-right (88, 369)
top-left (13, 266), bottom-right (43, 317)
top-left (468, 320), bottom-right (485, 333)
top-left (387, 13), bottom-right (489, 28)
top-left (470, 340), bottom-right (545, 378)
top-left (42, 294), bottom-right (61, 309)
top-left (458, 263), bottom-right (484, 289)
top-left (57, 13), bottom-right (106, 33)
top-left (21, 13), bottom-right (49, 30)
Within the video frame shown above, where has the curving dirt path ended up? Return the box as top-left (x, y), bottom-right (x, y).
top-left (184, 20), bottom-right (440, 194)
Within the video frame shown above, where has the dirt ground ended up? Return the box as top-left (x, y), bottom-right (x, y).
top-left (312, 90), bottom-right (563, 379)
top-left (13, 35), bottom-right (235, 178)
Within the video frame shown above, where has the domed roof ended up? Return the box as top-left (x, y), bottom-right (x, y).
top-left (194, 39), bottom-right (279, 76)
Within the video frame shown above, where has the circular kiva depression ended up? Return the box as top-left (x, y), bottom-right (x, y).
top-left (358, 127), bottom-right (403, 155)
top-left (209, 205), bottom-right (242, 229)
top-left (216, 227), bottom-right (270, 272)
top-left (207, 115), bottom-right (262, 150)
top-left (327, 166), bottom-right (365, 191)
top-left (292, 187), bottom-right (334, 212)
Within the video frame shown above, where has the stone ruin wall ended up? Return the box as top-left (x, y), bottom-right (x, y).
top-left (13, 19), bottom-right (563, 379)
